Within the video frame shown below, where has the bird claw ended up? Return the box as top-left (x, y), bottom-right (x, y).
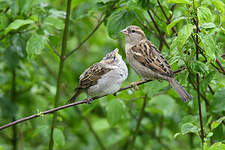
top-left (130, 82), bottom-right (139, 90)
top-left (86, 98), bottom-right (92, 104)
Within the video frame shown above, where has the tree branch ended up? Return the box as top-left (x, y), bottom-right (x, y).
top-left (128, 95), bottom-right (147, 150)
top-left (0, 68), bottom-right (183, 131)
top-left (216, 58), bottom-right (225, 74)
top-left (48, 0), bottom-right (71, 149)
top-left (192, 2), bottom-right (205, 144)
top-left (64, 14), bottom-right (106, 59)
top-left (147, 10), bottom-right (170, 49)
top-left (11, 69), bottom-right (18, 150)
top-left (157, 0), bottom-right (176, 33)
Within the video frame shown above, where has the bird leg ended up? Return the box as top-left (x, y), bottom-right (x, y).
top-left (86, 97), bottom-right (93, 104)
top-left (130, 80), bottom-right (144, 90)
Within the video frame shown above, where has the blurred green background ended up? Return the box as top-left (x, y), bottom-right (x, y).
top-left (0, 0), bottom-right (225, 150)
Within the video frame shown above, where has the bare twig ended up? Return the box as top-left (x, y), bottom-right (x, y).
top-left (0, 68), bottom-right (182, 131)
top-left (192, 2), bottom-right (205, 144)
top-left (64, 15), bottom-right (106, 59)
top-left (48, 0), bottom-right (71, 149)
top-left (157, 0), bottom-right (176, 33)
top-left (48, 41), bottom-right (60, 57)
top-left (128, 95), bottom-right (148, 150)
top-left (147, 10), bottom-right (170, 49)
top-left (11, 69), bottom-right (18, 150)
top-left (216, 58), bottom-right (225, 74)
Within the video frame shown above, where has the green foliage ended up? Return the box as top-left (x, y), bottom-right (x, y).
top-left (106, 99), bottom-right (126, 126)
top-left (107, 9), bottom-right (136, 39)
top-left (0, 0), bottom-right (224, 150)
top-left (171, 24), bottom-right (193, 51)
top-left (53, 128), bottom-right (65, 148)
top-left (26, 33), bottom-right (47, 58)
top-left (5, 19), bottom-right (34, 34)
top-left (211, 88), bottom-right (225, 113)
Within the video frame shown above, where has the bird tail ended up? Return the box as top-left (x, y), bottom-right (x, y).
top-left (168, 78), bottom-right (192, 102)
top-left (68, 88), bottom-right (82, 104)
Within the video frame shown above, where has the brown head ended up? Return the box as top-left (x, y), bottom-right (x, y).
top-left (121, 25), bottom-right (146, 45)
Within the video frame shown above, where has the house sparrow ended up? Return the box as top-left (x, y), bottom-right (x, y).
top-left (68, 48), bottom-right (128, 103)
top-left (121, 25), bottom-right (192, 102)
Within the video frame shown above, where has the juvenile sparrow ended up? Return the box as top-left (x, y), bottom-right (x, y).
top-left (121, 25), bottom-right (192, 102)
top-left (69, 48), bottom-right (128, 103)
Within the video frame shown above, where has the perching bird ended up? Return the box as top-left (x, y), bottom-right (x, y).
top-left (121, 25), bottom-right (192, 102)
top-left (68, 48), bottom-right (128, 103)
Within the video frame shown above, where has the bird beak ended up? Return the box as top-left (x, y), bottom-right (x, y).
top-left (120, 28), bottom-right (128, 35)
top-left (114, 48), bottom-right (119, 58)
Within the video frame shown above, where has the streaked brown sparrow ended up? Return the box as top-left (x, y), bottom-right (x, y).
top-left (121, 25), bottom-right (192, 102)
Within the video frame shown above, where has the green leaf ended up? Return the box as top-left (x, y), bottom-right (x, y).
top-left (107, 9), bottom-right (135, 39)
top-left (211, 88), bottom-right (225, 113)
top-left (212, 0), bottom-right (225, 14)
top-left (166, 17), bottom-right (186, 35)
top-left (181, 123), bottom-right (198, 135)
top-left (172, 24), bottom-right (193, 51)
top-left (200, 71), bottom-right (215, 92)
top-left (0, 13), bottom-right (9, 30)
top-left (208, 142), bottom-right (225, 150)
top-left (199, 33), bottom-right (216, 61)
top-left (201, 22), bottom-right (216, 29)
top-left (190, 60), bottom-right (208, 74)
top-left (53, 128), bottom-right (65, 147)
top-left (26, 34), bottom-right (47, 58)
top-left (197, 6), bottom-right (212, 25)
top-left (144, 80), bottom-right (168, 98)
top-left (168, 0), bottom-right (191, 5)
top-left (5, 19), bottom-right (34, 34)
top-left (107, 100), bottom-right (126, 127)
top-left (211, 116), bottom-right (225, 130)
top-left (149, 95), bottom-right (177, 117)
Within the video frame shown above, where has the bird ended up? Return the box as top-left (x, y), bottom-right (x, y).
top-left (68, 48), bottom-right (128, 103)
top-left (121, 25), bottom-right (192, 102)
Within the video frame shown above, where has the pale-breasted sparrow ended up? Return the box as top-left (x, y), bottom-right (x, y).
top-left (121, 25), bottom-right (192, 102)
top-left (69, 48), bottom-right (128, 103)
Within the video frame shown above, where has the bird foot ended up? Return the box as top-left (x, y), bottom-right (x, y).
top-left (86, 97), bottom-right (93, 104)
top-left (113, 92), bottom-right (117, 96)
top-left (130, 81), bottom-right (142, 90)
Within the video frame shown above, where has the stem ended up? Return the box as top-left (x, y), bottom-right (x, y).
top-left (157, 0), bottom-right (176, 33)
top-left (11, 69), bottom-right (17, 150)
top-left (147, 10), bottom-right (170, 49)
top-left (84, 116), bottom-right (106, 150)
top-left (48, 0), bottom-right (71, 149)
top-left (0, 68), bottom-right (182, 131)
top-left (216, 58), bottom-right (225, 74)
top-left (128, 95), bottom-right (147, 150)
top-left (193, 1), bottom-right (205, 145)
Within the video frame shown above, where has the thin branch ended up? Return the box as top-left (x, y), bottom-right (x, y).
top-left (128, 95), bottom-right (147, 150)
top-left (216, 58), bottom-right (225, 74)
top-left (48, 0), bottom-right (71, 149)
top-left (192, 2), bottom-right (205, 144)
top-left (0, 68), bottom-right (182, 131)
top-left (157, 0), bottom-right (176, 33)
top-left (83, 115), bottom-right (106, 150)
top-left (64, 15), bottom-right (106, 59)
top-left (188, 76), bottom-right (209, 107)
top-left (11, 69), bottom-right (18, 150)
top-left (48, 41), bottom-right (60, 57)
top-left (147, 10), bottom-right (170, 49)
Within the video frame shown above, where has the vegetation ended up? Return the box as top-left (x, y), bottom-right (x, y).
top-left (0, 0), bottom-right (225, 150)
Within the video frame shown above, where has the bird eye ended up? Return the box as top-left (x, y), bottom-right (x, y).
top-left (131, 30), bottom-right (135, 33)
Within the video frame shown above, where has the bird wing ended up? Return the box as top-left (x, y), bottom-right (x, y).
top-left (130, 40), bottom-right (174, 77)
top-left (78, 63), bottom-right (112, 89)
